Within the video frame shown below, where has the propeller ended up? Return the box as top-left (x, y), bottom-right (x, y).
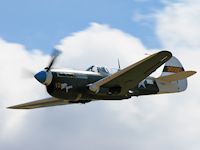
top-left (34, 49), bottom-right (62, 85)
top-left (45, 49), bottom-right (61, 72)
top-left (22, 68), bottom-right (35, 78)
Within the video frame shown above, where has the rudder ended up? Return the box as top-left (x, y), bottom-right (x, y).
top-left (157, 56), bottom-right (187, 93)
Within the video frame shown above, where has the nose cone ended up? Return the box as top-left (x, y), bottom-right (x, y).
top-left (34, 71), bottom-right (47, 84)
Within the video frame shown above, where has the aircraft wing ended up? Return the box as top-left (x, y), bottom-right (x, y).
top-left (89, 51), bottom-right (172, 94)
top-left (7, 97), bottom-right (75, 109)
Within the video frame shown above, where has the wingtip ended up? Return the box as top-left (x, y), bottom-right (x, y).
top-left (160, 50), bottom-right (172, 57)
top-left (7, 105), bottom-right (27, 109)
top-left (7, 106), bottom-right (13, 109)
top-left (7, 106), bottom-right (21, 109)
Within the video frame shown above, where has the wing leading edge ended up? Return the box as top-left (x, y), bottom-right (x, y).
top-left (8, 97), bottom-right (74, 109)
top-left (89, 51), bottom-right (172, 94)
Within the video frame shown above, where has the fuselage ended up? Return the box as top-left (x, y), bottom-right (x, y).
top-left (45, 68), bottom-right (160, 102)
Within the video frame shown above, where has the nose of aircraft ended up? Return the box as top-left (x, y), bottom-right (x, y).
top-left (34, 70), bottom-right (53, 85)
top-left (34, 71), bottom-right (47, 84)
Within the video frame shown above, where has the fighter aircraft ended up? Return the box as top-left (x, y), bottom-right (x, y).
top-left (8, 50), bottom-right (196, 109)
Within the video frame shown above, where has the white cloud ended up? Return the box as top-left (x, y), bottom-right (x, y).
top-left (156, 0), bottom-right (200, 51)
top-left (0, 39), bottom-right (49, 141)
top-left (56, 23), bottom-right (147, 69)
top-left (132, 11), bottom-right (155, 24)
top-left (152, 0), bottom-right (200, 149)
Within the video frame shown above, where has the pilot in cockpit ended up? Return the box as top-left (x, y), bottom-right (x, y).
top-left (86, 65), bottom-right (110, 76)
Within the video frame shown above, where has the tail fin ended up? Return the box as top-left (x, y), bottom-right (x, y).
top-left (161, 56), bottom-right (184, 76)
top-left (156, 56), bottom-right (196, 94)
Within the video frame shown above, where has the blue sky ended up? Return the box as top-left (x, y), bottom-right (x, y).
top-left (0, 0), bottom-right (164, 52)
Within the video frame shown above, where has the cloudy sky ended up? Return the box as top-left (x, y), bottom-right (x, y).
top-left (0, 0), bottom-right (200, 150)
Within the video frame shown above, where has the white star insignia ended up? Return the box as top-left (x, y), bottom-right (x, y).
top-left (61, 83), bottom-right (73, 93)
top-left (138, 80), bottom-right (146, 88)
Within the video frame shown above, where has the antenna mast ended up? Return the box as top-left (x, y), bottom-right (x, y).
top-left (118, 58), bottom-right (121, 71)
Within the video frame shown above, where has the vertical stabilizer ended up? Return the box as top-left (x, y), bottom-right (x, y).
top-left (157, 56), bottom-right (187, 93)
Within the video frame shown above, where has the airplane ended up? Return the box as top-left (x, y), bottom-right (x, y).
top-left (8, 50), bottom-right (196, 109)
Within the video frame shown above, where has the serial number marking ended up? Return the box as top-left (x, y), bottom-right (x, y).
top-left (164, 66), bottom-right (184, 73)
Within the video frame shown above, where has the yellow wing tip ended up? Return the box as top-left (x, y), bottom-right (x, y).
top-left (7, 105), bottom-right (17, 109)
top-left (7, 105), bottom-right (28, 109)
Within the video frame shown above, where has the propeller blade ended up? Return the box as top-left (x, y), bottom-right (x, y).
top-left (21, 68), bottom-right (35, 79)
top-left (46, 49), bottom-right (61, 72)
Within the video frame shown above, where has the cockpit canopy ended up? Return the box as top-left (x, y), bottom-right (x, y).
top-left (86, 65), bottom-right (111, 76)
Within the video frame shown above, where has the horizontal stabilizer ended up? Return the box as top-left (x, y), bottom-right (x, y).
top-left (157, 71), bottom-right (196, 83)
